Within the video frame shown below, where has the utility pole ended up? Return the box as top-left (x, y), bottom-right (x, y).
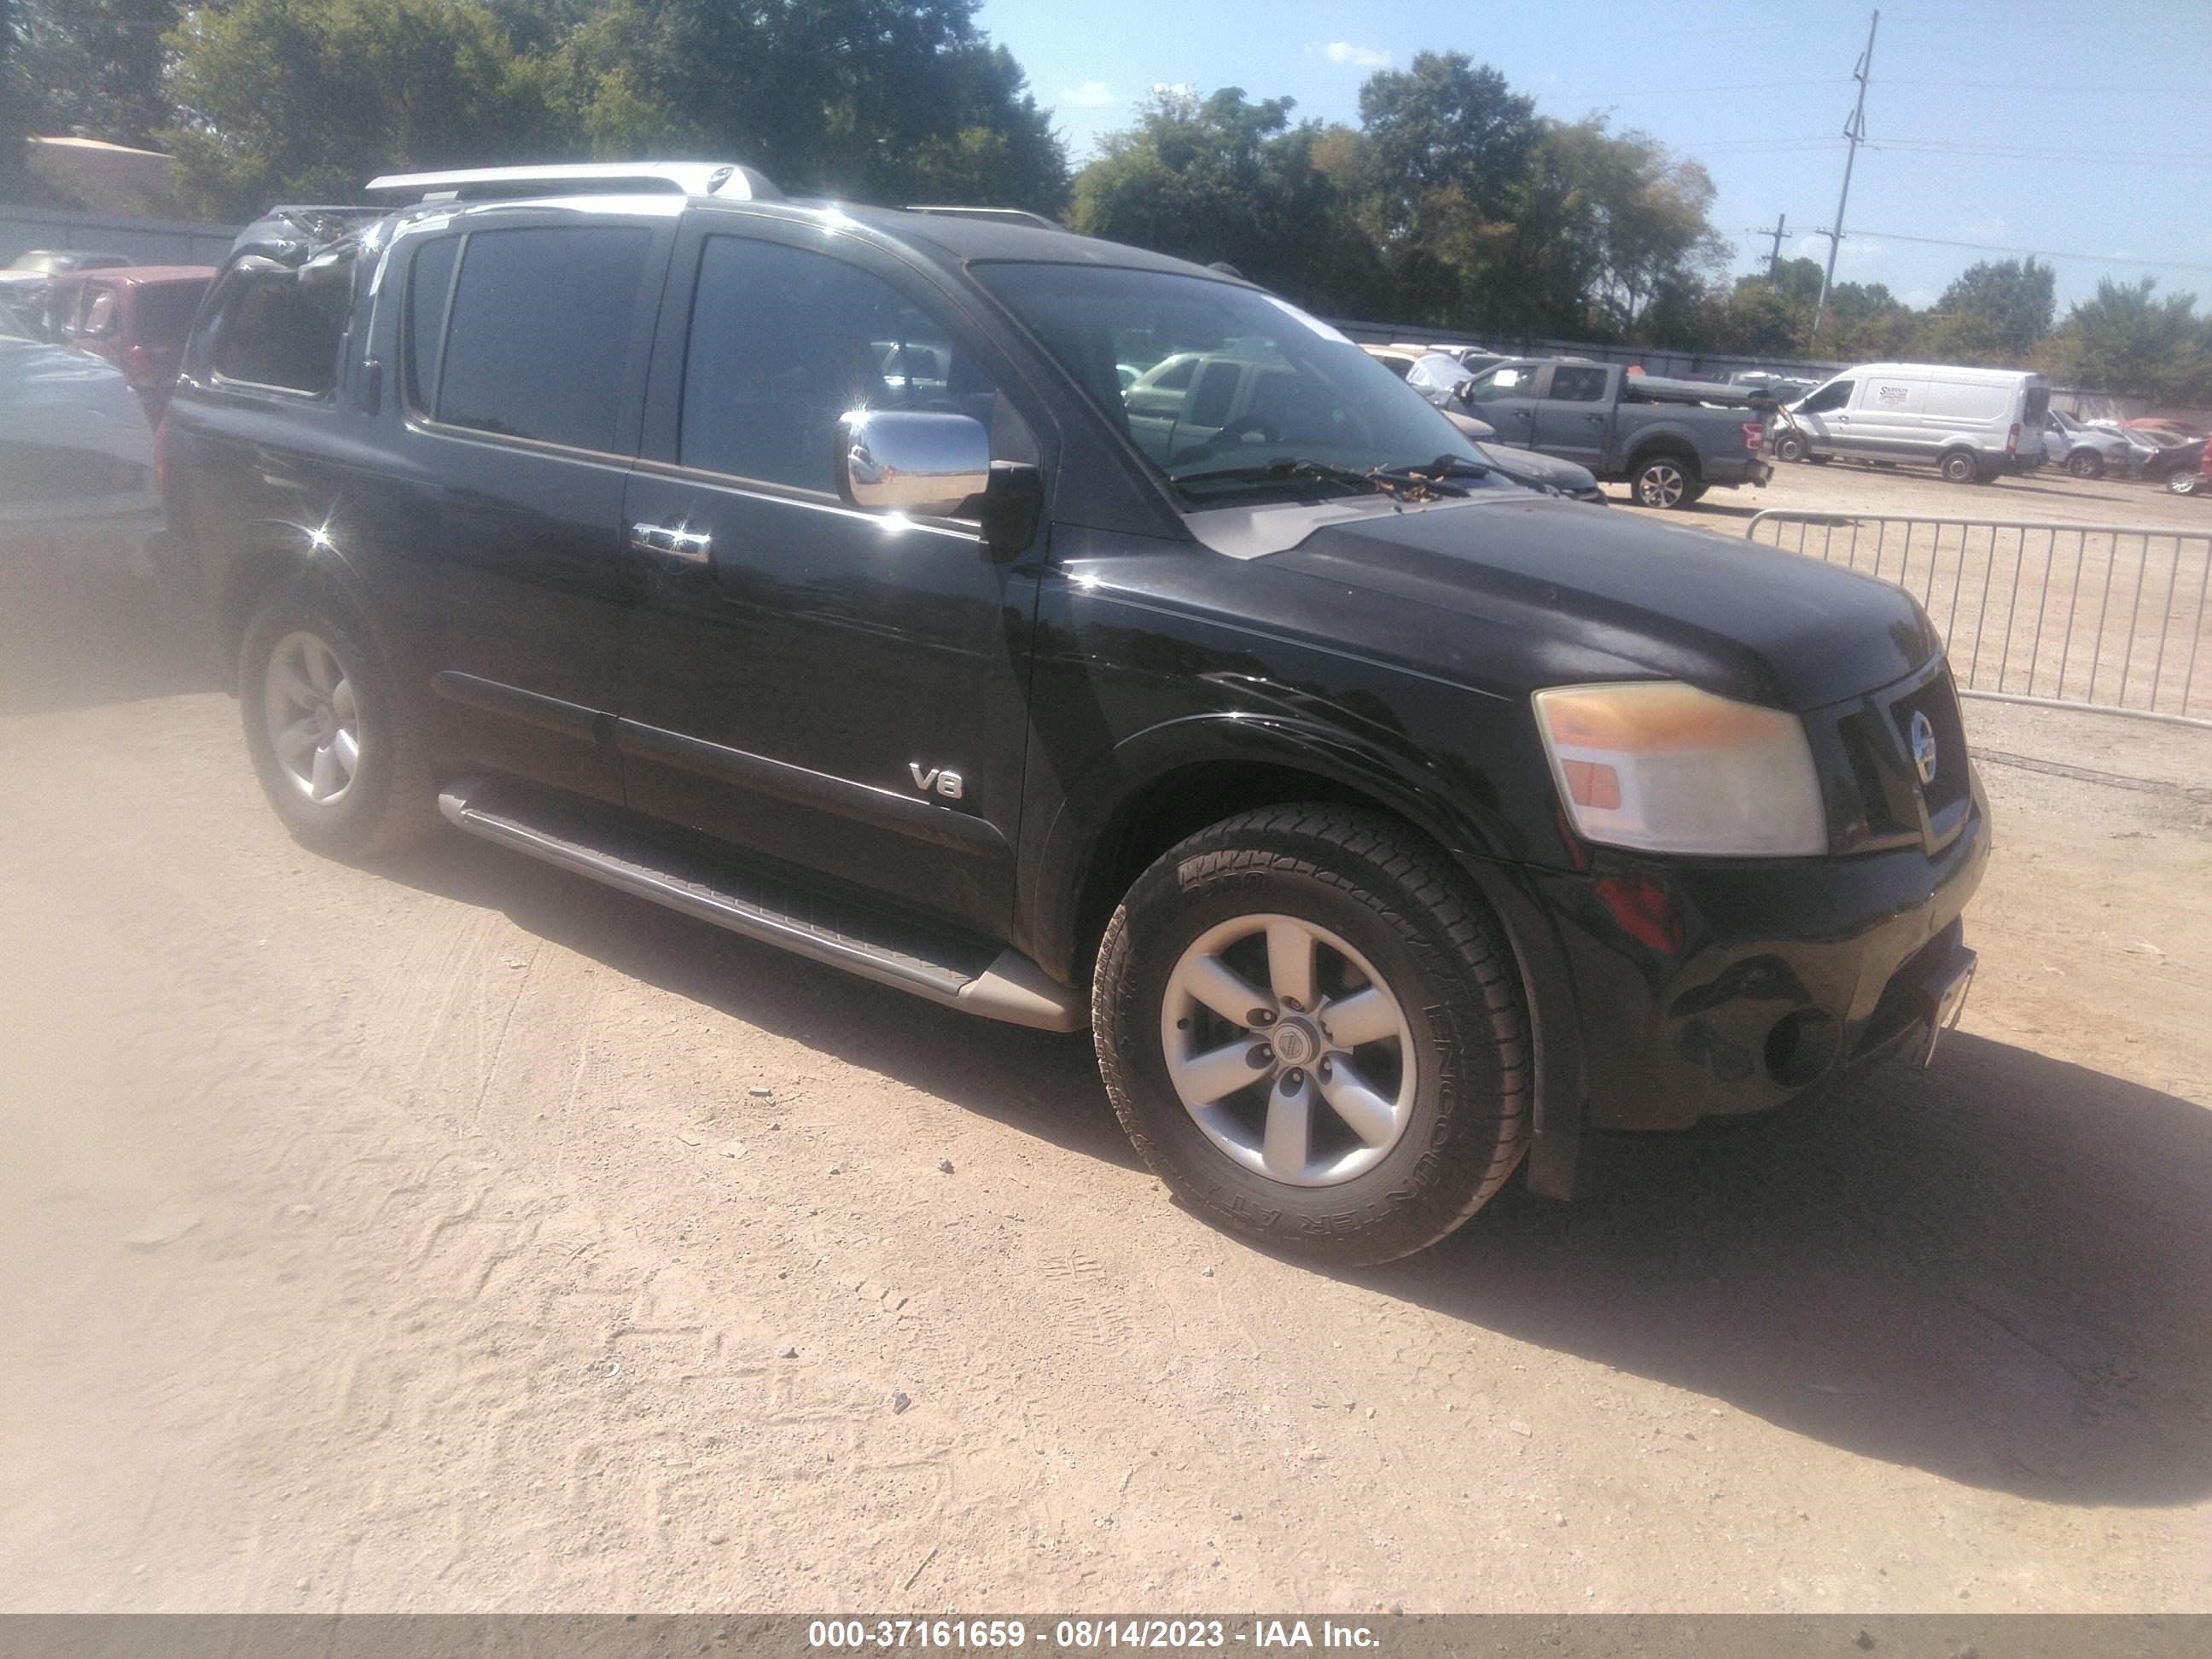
top-left (1763, 212), bottom-right (1788, 280)
top-left (1811, 9), bottom-right (1878, 348)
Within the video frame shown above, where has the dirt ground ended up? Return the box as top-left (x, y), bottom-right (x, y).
top-left (3, 457), bottom-right (2209, 1614)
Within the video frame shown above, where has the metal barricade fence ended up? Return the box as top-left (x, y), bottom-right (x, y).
top-left (1745, 510), bottom-right (2212, 729)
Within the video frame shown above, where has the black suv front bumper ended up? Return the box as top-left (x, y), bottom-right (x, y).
top-left (1522, 771), bottom-right (1991, 1138)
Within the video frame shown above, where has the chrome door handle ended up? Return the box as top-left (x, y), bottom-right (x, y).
top-left (628, 522), bottom-right (712, 564)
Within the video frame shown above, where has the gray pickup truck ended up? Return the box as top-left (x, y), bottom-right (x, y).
top-left (1451, 359), bottom-right (1773, 509)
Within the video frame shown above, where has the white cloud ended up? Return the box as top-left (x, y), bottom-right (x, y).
top-left (1057, 80), bottom-right (1116, 109)
top-left (1322, 41), bottom-right (1392, 68)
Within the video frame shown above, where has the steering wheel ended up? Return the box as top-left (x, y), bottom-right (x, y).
top-left (1171, 414), bottom-right (1282, 466)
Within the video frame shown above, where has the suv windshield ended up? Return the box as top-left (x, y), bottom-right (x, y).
top-left (973, 263), bottom-right (1494, 503)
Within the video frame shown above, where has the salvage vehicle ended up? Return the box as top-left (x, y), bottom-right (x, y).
top-left (1773, 363), bottom-right (2049, 483)
top-left (157, 163), bottom-right (1989, 1265)
top-left (0, 296), bottom-right (160, 570)
top-left (1453, 358), bottom-right (1773, 508)
top-left (2039, 410), bottom-right (2135, 480)
top-left (0, 247), bottom-right (131, 305)
top-left (37, 265), bottom-right (214, 416)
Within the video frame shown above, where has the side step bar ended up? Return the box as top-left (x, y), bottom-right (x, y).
top-left (438, 781), bottom-right (1086, 1033)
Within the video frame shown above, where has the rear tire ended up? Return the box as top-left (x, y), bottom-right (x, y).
top-left (238, 587), bottom-right (438, 858)
top-left (1940, 449), bottom-right (1981, 485)
top-left (1629, 453), bottom-right (1699, 509)
top-left (2066, 450), bottom-right (2104, 480)
top-left (1092, 805), bottom-right (1531, 1266)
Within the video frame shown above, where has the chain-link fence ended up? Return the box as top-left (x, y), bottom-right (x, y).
top-left (1746, 510), bottom-right (2212, 728)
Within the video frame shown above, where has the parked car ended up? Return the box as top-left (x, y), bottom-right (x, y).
top-left (160, 163), bottom-right (1988, 1265)
top-left (1453, 357), bottom-right (1773, 508)
top-left (0, 294), bottom-right (160, 570)
top-left (1730, 370), bottom-right (1819, 405)
top-left (2167, 437), bottom-right (2211, 497)
top-left (0, 248), bottom-right (131, 306)
top-left (37, 265), bottom-right (214, 416)
top-left (1359, 344), bottom-right (1424, 381)
top-left (2040, 410), bottom-right (2136, 480)
top-left (1773, 363), bottom-right (2048, 483)
top-left (1441, 409), bottom-right (1607, 502)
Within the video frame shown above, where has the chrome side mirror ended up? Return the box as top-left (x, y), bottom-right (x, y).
top-left (835, 410), bottom-right (991, 519)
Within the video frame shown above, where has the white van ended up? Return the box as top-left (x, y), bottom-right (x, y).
top-left (1775, 363), bottom-right (2051, 483)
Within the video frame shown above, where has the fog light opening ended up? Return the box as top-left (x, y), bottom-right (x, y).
top-left (1765, 1010), bottom-right (1839, 1088)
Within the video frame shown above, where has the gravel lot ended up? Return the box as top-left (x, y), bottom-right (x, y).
top-left (3, 457), bottom-right (2208, 1613)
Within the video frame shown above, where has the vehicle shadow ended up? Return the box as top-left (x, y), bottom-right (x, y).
top-left (374, 830), bottom-right (1138, 1173)
top-left (1352, 1032), bottom-right (2212, 1510)
top-left (375, 835), bottom-right (2209, 1511)
top-left (0, 555), bottom-right (219, 718)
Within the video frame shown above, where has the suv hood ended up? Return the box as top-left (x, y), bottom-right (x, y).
top-left (1265, 493), bottom-right (1939, 711)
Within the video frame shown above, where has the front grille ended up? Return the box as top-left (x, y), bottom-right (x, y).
top-left (1889, 669), bottom-right (1969, 814)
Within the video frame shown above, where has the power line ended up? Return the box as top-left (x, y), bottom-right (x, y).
top-left (1837, 230), bottom-right (2212, 275)
top-left (1879, 78), bottom-right (2203, 95)
top-left (1868, 139), bottom-right (2212, 165)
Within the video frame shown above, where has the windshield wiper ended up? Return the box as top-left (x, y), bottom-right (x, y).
top-left (1174, 457), bottom-right (1469, 502)
top-left (1388, 454), bottom-right (1493, 484)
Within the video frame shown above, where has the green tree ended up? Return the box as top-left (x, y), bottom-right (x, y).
top-left (1917, 255), bottom-right (2054, 364)
top-left (1824, 279), bottom-right (1918, 360)
top-left (1532, 118), bottom-right (1730, 340)
top-left (2052, 276), bottom-right (2210, 402)
top-left (1068, 89), bottom-right (1387, 312)
top-left (164, 0), bottom-right (544, 218)
top-left (547, 0), bottom-right (1067, 213)
top-left (1351, 50), bottom-right (1538, 323)
top-left (14, 0), bottom-right (178, 148)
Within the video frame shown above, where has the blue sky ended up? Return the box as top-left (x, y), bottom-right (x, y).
top-left (975, 0), bottom-right (2212, 316)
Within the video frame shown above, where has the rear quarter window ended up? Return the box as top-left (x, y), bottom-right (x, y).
top-left (431, 225), bottom-right (653, 452)
top-left (210, 259), bottom-right (356, 396)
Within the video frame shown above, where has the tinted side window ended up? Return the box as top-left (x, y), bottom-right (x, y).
top-left (1190, 360), bottom-right (1241, 426)
top-left (212, 259), bottom-right (354, 394)
top-left (1154, 356), bottom-right (1196, 389)
top-left (1800, 380), bottom-right (1853, 415)
top-left (680, 236), bottom-right (1019, 493)
top-left (1463, 364), bottom-right (1533, 404)
top-left (404, 235), bottom-right (462, 413)
top-left (1548, 366), bottom-right (1609, 402)
top-left (436, 226), bottom-right (652, 451)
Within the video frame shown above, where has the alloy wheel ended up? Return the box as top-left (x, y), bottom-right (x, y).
top-left (262, 629), bottom-right (360, 806)
top-left (1156, 912), bottom-right (1415, 1187)
top-left (1637, 463), bottom-right (1686, 508)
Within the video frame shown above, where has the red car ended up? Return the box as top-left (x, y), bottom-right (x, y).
top-left (41, 265), bottom-right (215, 415)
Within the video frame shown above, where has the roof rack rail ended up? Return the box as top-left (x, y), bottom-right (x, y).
top-left (903, 205), bottom-right (1061, 230)
top-left (364, 161), bottom-right (782, 203)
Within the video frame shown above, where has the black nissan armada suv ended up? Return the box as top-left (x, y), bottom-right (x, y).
top-left (154, 161), bottom-right (1990, 1265)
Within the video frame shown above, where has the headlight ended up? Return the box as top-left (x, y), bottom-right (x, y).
top-left (1533, 681), bottom-right (1826, 857)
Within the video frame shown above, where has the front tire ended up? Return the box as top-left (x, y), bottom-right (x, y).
top-left (238, 588), bottom-right (436, 857)
top-left (2066, 450), bottom-right (2105, 480)
top-left (1092, 806), bottom-right (1531, 1266)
